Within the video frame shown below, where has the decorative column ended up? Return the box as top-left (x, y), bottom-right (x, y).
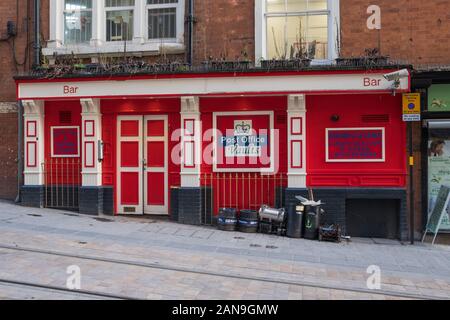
top-left (21, 100), bottom-right (45, 207)
top-left (91, 0), bottom-right (105, 48)
top-left (286, 95), bottom-right (308, 202)
top-left (79, 98), bottom-right (104, 215)
top-left (180, 96), bottom-right (201, 187)
top-left (177, 96), bottom-right (203, 225)
top-left (133, 0), bottom-right (146, 45)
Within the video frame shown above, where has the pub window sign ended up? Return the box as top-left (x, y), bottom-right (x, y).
top-left (213, 112), bottom-right (275, 172)
top-left (51, 126), bottom-right (80, 157)
top-left (222, 120), bottom-right (268, 158)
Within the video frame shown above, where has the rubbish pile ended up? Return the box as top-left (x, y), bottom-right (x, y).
top-left (217, 190), bottom-right (346, 243)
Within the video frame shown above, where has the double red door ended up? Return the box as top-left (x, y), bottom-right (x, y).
top-left (117, 115), bottom-right (168, 215)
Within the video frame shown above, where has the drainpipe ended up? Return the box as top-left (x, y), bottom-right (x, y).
top-left (33, 0), bottom-right (41, 68)
top-left (187, 0), bottom-right (194, 65)
top-left (15, 101), bottom-right (23, 203)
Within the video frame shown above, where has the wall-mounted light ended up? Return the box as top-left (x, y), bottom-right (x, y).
top-left (331, 115), bottom-right (340, 122)
top-left (98, 140), bottom-right (104, 162)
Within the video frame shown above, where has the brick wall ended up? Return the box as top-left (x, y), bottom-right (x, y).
top-left (0, 104), bottom-right (18, 200)
top-left (340, 0), bottom-right (450, 67)
top-left (0, 1), bottom-right (36, 199)
top-left (193, 0), bottom-right (255, 64)
top-left (188, 0), bottom-right (450, 68)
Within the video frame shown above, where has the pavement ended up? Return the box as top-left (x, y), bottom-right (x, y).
top-left (0, 200), bottom-right (449, 300)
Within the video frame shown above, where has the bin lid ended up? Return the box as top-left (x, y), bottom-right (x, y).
top-left (295, 196), bottom-right (323, 206)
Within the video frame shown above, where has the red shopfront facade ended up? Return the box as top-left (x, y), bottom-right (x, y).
top-left (16, 68), bottom-right (410, 239)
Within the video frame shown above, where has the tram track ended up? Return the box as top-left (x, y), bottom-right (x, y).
top-left (0, 243), bottom-right (444, 300)
top-left (0, 278), bottom-right (138, 300)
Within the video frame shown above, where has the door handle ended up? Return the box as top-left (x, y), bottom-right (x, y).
top-left (143, 159), bottom-right (147, 170)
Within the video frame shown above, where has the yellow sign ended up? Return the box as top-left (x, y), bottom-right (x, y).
top-left (403, 93), bottom-right (421, 114)
top-left (402, 93), bottom-right (421, 122)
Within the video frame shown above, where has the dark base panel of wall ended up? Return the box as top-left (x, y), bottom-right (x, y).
top-left (79, 186), bottom-right (114, 216)
top-left (201, 186), bottom-right (213, 225)
top-left (79, 187), bottom-right (103, 216)
top-left (20, 185), bottom-right (44, 208)
top-left (178, 187), bottom-right (202, 225)
top-left (285, 188), bottom-right (408, 241)
top-left (170, 187), bottom-right (179, 222)
top-left (103, 186), bottom-right (114, 216)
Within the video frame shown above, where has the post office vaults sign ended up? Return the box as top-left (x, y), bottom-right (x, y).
top-left (214, 113), bottom-right (273, 170)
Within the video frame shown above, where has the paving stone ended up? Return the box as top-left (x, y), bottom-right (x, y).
top-left (0, 202), bottom-right (450, 300)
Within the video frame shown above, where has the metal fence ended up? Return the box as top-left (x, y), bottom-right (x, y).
top-left (201, 173), bottom-right (287, 225)
top-left (43, 158), bottom-right (81, 210)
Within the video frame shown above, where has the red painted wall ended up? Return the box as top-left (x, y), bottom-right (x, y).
top-left (200, 96), bottom-right (288, 213)
top-left (306, 94), bottom-right (407, 188)
top-left (44, 101), bottom-right (82, 185)
top-left (200, 96), bottom-right (289, 174)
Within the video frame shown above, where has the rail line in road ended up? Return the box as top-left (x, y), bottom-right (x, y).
top-left (0, 243), bottom-right (443, 300)
top-left (0, 278), bottom-right (137, 300)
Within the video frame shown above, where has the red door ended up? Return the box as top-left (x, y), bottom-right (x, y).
top-left (144, 116), bottom-right (168, 214)
top-left (117, 115), bottom-right (168, 215)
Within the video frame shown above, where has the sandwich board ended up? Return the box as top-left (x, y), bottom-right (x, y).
top-left (422, 185), bottom-right (450, 245)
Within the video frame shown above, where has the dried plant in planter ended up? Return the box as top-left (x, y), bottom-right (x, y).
top-left (336, 48), bottom-right (389, 68)
top-left (261, 18), bottom-right (311, 70)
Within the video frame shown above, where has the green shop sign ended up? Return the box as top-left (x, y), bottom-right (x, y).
top-left (428, 84), bottom-right (450, 112)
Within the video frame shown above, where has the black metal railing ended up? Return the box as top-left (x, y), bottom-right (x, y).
top-left (43, 158), bottom-right (81, 210)
top-left (201, 172), bottom-right (287, 226)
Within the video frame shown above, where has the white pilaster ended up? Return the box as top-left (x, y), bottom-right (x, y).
top-left (48, 0), bottom-right (63, 48)
top-left (91, 0), bottom-right (105, 46)
top-left (287, 95), bottom-right (307, 188)
top-left (23, 100), bottom-right (45, 186)
top-left (80, 99), bottom-right (102, 187)
top-left (180, 96), bottom-right (201, 188)
top-left (134, 0), bottom-right (146, 45)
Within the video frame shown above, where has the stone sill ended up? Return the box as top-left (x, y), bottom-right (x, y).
top-left (42, 42), bottom-right (185, 60)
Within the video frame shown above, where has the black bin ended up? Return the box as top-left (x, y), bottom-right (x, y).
top-left (304, 207), bottom-right (321, 240)
top-left (217, 208), bottom-right (238, 231)
top-left (286, 203), bottom-right (304, 238)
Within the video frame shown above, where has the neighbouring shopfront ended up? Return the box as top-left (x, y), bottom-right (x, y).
top-left (16, 67), bottom-right (411, 240)
top-left (426, 83), bottom-right (450, 232)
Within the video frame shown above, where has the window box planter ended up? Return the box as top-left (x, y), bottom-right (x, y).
top-left (202, 60), bottom-right (252, 72)
top-left (260, 59), bottom-right (311, 70)
top-left (335, 56), bottom-right (389, 67)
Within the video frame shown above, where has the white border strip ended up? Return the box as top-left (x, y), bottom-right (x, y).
top-left (18, 73), bottom-right (410, 100)
top-left (325, 127), bottom-right (386, 163)
top-left (50, 126), bottom-right (80, 158)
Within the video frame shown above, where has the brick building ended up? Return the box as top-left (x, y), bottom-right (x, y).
top-left (0, 0), bottom-right (34, 200)
top-left (3, 1), bottom-right (450, 241)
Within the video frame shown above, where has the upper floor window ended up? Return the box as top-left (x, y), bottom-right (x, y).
top-left (147, 0), bottom-right (179, 39)
top-left (105, 0), bottom-right (135, 42)
top-left (47, 0), bottom-right (185, 56)
top-left (255, 0), bottom-right (340, 62)
top-left (64, 0), bottom-right (93, 45)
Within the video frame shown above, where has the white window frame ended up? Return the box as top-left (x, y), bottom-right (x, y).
top-left (45, 0), bottom-right (185, 57)
top-left (255, 0), bottom-right (340, 65)
top-left (62, 0), bottom-right (94, 45)
top-left (145, 1), bottom-right (184, 43)
top-left (104, 0), bottom-right (136, 43)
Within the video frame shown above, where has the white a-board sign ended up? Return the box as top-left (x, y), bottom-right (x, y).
top-left (422, 185), bottom-right (450, 245)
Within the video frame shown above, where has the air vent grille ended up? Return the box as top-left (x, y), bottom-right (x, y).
top-left (59, 111), bottom-right (72, 124)
top-left (361, 114), bottom-right (390, 123)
